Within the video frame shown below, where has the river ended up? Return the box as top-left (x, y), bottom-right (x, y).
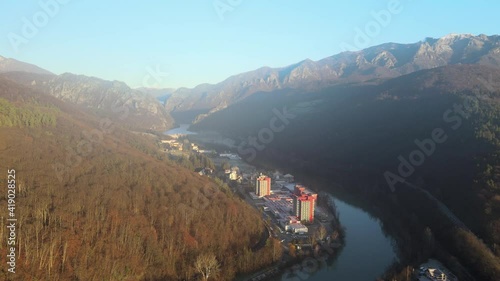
top-left (270, 196), bottom-right (397, 281)
top-left (164, 124), bottom-right (197, 136)
top-left (165, 126), bottom-right (398, 281)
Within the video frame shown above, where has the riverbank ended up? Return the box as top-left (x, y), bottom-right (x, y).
top-left (172, 124), bottom-right (495, 281)
top-left (248, 151), bottom-right (494, 281)
top-left (206, 155), bottom-right (345, 281)
top-left (181, 132), bottom-right (399, 281)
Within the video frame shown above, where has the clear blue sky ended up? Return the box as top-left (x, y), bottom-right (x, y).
top-left (1, 0), bottom-right (498, 89)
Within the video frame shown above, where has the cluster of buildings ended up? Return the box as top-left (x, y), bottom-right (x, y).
top-left (191, 143), bottom-right (215, 154)
top-left (220, 153), bottom-right (242, 160)
top-left (161, 139), bottom-right (184, 151)
top-left (425, 268), bottom-right (448, 281)
top-left (418, 260), bottom-right (457, 281)
top-left (280, 216), bottom-right (309, 234)
top-left (160, 139), bottom-right (215, 154)
top-left (195, 167), bottom-right (214, 176)
top-left (225, 166), bottom-right (242, 182)
top-left (419, 267), bottom-right (454, 281)
top-left (252, 173), bottom-right (318, 233)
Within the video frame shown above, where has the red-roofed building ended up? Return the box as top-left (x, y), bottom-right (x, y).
top-left (292, 185), bottom-right (317, 223)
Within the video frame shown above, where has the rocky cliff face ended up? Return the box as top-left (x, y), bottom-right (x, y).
top-left (1, 72), bottom-right (173, 131)
top-left (165, 34), bottom-right (500, 122)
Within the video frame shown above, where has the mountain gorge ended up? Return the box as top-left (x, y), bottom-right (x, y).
top-left (191, 64), bottom-right (500, 280)
top-left (1, 32), bottom-right (500, 280)
top-left (182, 34), bottom-right (500, 281)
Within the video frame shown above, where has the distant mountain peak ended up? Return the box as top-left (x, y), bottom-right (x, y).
top-left (165, 33), bottom-right (500, 123)
top-left (0, 56), bottom-right (53, 75)
top-left (441, 33), bottom-right (473, 40)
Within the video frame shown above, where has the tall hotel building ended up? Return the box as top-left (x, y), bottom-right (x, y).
top-left (292, 185), bottom-right (317, 223)
top-left (256, 174), bottom-right (271, 197)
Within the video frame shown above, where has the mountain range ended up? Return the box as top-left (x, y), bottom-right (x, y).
top-left (3, 34), bottom-right (499, 131)
top-left (165, 33), bottom-right (500, 123)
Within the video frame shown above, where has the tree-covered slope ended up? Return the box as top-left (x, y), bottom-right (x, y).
top-left (0, 77), bottom-right (278, 280)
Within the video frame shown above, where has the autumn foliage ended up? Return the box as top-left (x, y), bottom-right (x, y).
top-left (0, 77), bottom-right (278, 280)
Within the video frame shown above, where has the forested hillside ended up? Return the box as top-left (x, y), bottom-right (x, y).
top-left (0, 77), bottom-right (279, 280)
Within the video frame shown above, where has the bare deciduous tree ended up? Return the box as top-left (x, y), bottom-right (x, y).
top-left (317, 225), bottom-right (327, 241)
top-left (194, 253), bottom-right (220, 281)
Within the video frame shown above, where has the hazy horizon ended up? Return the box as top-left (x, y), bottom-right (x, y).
top-left (2, 1), bottom-right (499, 89)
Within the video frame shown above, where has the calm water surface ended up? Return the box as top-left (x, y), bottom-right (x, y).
top-left (261, 194), bottom-right (397, 281)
